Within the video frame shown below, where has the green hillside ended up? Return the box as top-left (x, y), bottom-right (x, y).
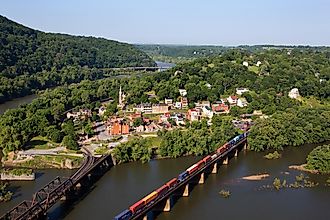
top-left (0, 15), bottom-right (155, 102)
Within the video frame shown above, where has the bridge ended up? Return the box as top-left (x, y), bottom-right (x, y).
top-left (1, 149), bottom-right (114, 220)
top-left (115, 134), bottom-right (248, 220)
top-left (110, 66), bottom-right (171, 72)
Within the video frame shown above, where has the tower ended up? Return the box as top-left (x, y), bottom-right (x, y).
top-left (119, 85), bottom-right (122, 106)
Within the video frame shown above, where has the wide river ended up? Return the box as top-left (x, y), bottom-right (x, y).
top-left (1, 143), bottom-right (329, 219)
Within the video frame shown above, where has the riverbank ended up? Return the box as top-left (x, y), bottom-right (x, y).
top-left (3, 152), bottom-right (84, 169)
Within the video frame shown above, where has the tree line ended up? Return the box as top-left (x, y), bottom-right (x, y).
top-left (248, 107), bottom-right (330, 151)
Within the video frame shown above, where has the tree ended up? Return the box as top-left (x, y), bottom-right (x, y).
top-left (62, 135), bottom-right (79, 150)
top-left (133, 117), bottom-right (144, 127)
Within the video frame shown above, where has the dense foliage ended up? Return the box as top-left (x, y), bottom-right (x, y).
top-left (306, 145), bottom-right (330, 173)
top-left (0, 15), bottom-right (155, 102)
top-left (1, 47), bottom-right (330, 154)
top-left (158, 117), bottom-right (237, 158)
top-left (248, 107), bottom-right (330, 151)
top-left (113, 116), bottom-right (238, 163)
top-left (112, 138), bottom-right (152, 163)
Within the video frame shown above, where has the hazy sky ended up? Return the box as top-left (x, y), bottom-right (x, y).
top-left (1, 0), bottom-right (330, 45)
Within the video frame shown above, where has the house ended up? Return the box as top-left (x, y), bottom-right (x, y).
top-left (175, 102), bottom-right (182, 109)
top-left (181, 97), bottom-right (188, 108)
top-left (98, 106), bottom-right (106, 116)
top-left (179, 89), bottom-right (187, 97)
top-left (202, 106), bottom-right (214, 119)
top-left (236, 88), bottom-right (249, 95)
top-left (170, 113), bottom-right (185, 125)
top-left (237, 98), bottom-right (248, 108)
top-left (164, 98), bottom-right (173, 106)
top-left (136, 125), bottom-right (145, 133)
top-left (187, 109), bottom-right (201, 122)
top-left (152, 104), bottom-right (170, 114)
top-left (227, 96), bottom-right (238, 105)
top-left (195, 101), bottom-right (210, 110)
top-left (288, 88), bottom-right (300, 99)
top-left (256, 61), bottom-right (262, 67)
top-left (109, 120), bottom-right (130, 135)
top-left (212, 102), bottom-right (229, 113)
top-left (205, 83), bottom-right (212, 89)
top-left (243, 61), bottom-right (249, 67)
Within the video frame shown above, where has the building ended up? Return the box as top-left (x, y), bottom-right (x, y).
top-left (212, 102), bottom-right (229, 113)
top-left (181, 97), bottom-right (188, 108)
top-left (202, 106), bottom-right (214, 119)
top-left (256, 61), bottom-right (262, 67)
top-left (179, 89), bottom-right (187, 97)
top-left (243, 61), bottom-right (249, 67)
top-left (187, 109), bottom-right (201, 122)
top-left (175, 102), bottom-right (182, 109)
top-left (236, 88), bottom-right (249, 95)
top-left (164, 98), bottom-right (173, 106)
top-left (152, 104), bottom-right (170, 114)
top-left (227, 96), bottom-right (238, 105)
top-left (117, 86), bottom-right (126, 109)
top-left (98, 106), bottom-right (106, 116)
top-left (288, 88), bottom-right (300, 99)
top-left (237, 98), bottom-right (248, 108)
top-left (133, 103), bottom-right (152, 114)
top-left (109, 120), bottom-right (130, 135)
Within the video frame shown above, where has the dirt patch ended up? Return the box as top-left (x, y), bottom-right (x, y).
top-left (242, 173), bottom-right (270, 180)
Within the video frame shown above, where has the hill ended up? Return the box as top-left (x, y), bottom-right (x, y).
top-left (0, 15), bottom-right (155, 102)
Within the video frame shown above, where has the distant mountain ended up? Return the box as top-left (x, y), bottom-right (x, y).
top-left (0, 15), bottom-right (155, 77)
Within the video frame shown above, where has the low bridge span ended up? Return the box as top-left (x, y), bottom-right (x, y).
top-left (1, 151), bottom-right (114, 220)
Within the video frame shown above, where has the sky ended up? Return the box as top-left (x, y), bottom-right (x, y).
top-left (1, 0), bottom-right (330, 46)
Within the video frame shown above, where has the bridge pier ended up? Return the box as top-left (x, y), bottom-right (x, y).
top-left (234, 149), bottom-right (238, 157)
top-left (183, 184), bottom-right (189, 197)
top-left (212, 162), bottom-right (218, 174)
top-left (163, 197), bottom-right (172, 212)
top-left (244, 142), bottom-right (248, 150)
top-left (198, 172), bottom-right (205, 184)
top-left (223, 157), bottom-right (228, 165)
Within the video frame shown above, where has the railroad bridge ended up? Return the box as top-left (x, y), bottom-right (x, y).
top-left (1, 152), bottom-right (114, 220)
top-left (116, 133), bottom-right (248, 220)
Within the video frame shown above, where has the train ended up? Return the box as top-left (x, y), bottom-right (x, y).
top-left (114, 132), bottom-right (248, 220)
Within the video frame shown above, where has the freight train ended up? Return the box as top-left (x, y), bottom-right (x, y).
top-left (114, 132), bottom-right (248, 220)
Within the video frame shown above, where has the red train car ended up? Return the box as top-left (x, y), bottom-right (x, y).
top-left (156, 185), bottom-right (169, 197)
top-left (202, 155), bottom-right (211, 164)
top-left (129, 199), bottom-right (145, 213)
top-left (166, 178), bottom-right (177, 188)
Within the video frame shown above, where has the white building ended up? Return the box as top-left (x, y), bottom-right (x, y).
top-left (288, 88), bottom-right (300, 99)
top-left (227, 96), bottom-right (238, 105)
top-left (175, 102), bottom-right (182, 109)
top-left (164, 98), bottom-right (173, 106)
top-left (236, 88), bottom-right (250, 95)
top-left (179, 89), bottom-right (187, 97)
top-left (202, 106), bottom-right (214, 119)
top-left (243, 61), bottom-right (249, 67)
top-left (256, 61), bottom-right (262, 67)
top-left (237, 98), bottom-right (248, 108)
top-left (98, 106), bottom-right (106, 116)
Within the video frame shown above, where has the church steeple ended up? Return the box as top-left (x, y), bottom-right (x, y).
top-left (119, 85), bottom-right (122, 106)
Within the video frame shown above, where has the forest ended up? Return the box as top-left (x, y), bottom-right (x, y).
top-left (0, 15), bottom-right (155, 103)
top-left (1, 47), bottom-right (330, 155)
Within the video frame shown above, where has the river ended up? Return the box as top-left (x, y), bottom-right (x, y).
top-left (0, 94), bottom-right (37, 114)
top-left (2, 143), bottom-right (327, 219)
